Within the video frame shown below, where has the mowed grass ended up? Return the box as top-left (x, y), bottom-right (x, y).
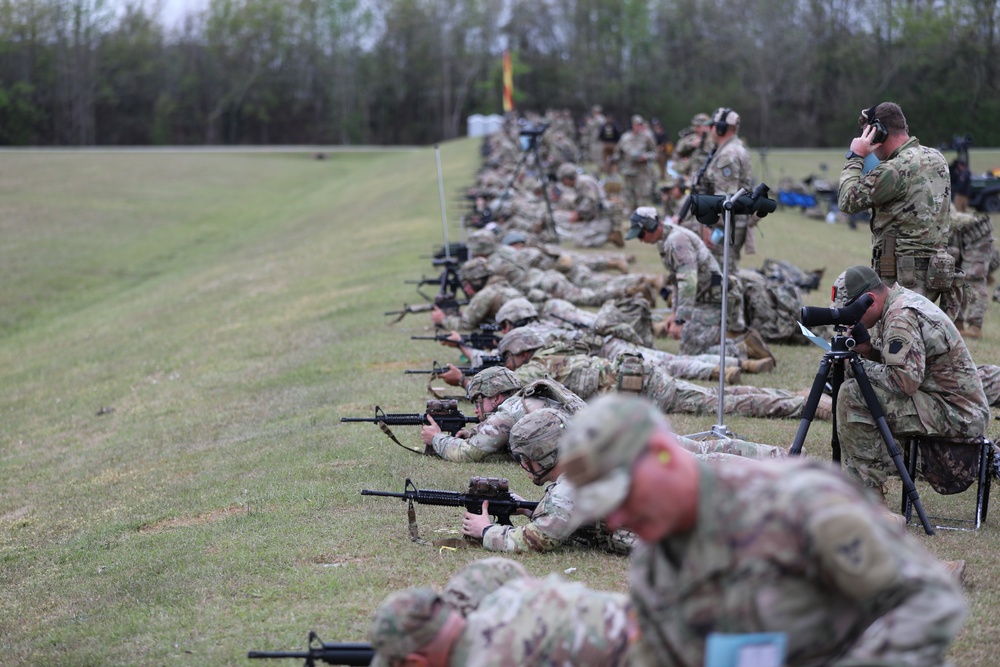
top-left (1, 142), bottom-right (999, 666)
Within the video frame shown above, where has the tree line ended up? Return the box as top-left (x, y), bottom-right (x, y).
top-left (1, 0), bottom-right (997, 149)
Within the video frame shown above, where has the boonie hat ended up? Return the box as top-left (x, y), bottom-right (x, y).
top-left (560, 395), bottom-right (669, 523)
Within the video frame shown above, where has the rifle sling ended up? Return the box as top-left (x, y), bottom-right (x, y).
top-left (377, 422), bottom-right (426, 454)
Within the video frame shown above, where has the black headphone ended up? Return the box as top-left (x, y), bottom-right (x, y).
top-left (864, 104), bottom-right (888, 144)
top-left (714, 108), bottom-right (733, 137)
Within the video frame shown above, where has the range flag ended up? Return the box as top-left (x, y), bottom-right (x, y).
top-left (502, 50), bottom-right (514, 112)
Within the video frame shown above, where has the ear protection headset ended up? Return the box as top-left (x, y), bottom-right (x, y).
top-left (714, 108), bottom-right (735, 137)
top-left (629, 209), bottom-right (660, 236)
top-left (864, 104), bottom-right (888, 144)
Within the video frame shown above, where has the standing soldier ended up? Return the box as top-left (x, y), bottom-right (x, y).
top-left (612, 115), bottom-right (657, 216)
top-left (672, 112), bottom-right (714, 180)
top-left (942, 207), bottom-right (994, 339)
top-left (581, 104), bottom-right (606, 167)
top-left (838, 102), bottom-right (952, 301)
top-left (597, 113), bottom-right (623, 175)
top-left (650, 117), bottom-right (671, 180)
top-left (701, 107), bottom-right (753, 274)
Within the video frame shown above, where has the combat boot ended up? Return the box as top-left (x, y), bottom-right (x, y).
top-left (555, 254), bottom-right (574, 273)
top-left (710, 365), bottom-right (742, 383)
top-left (964, 324), bottom-right (983, 339)
top-left (796, 389), bottom-right (833, 420)
top-left (742, 328), bottom-right (775, 364)
top-left (609, 257), bottom-right (630, 274)
top-left (741, 358), bottom-right (775, 374)
top-left (607, 229), bottom-right (625, 248)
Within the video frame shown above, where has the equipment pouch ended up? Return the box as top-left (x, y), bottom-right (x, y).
top-left (705, 272), bottom-right (724, 304)
top-left (896, 255), bottom-right (916, 287)
top-left (616, 352), bottom-right (646, 393)
top-left (926, 251), bottom-right (956, 291)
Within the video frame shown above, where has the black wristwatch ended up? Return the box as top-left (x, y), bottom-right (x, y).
top-left (845, 149), bottom-right (862, 160)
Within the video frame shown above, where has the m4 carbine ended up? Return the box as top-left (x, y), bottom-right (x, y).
top-left (384, 295), bottom-right (465, 325)
top-left (340, 399), bottom-right (478, 454)
top-left (403, 357), bottom-right (503, 377)
top-left (410, 330), bottom-right (501, 350)
top-left (248, 631), bottom-right (372, 666)
top-left (362, 477), bottom-right (538, 527)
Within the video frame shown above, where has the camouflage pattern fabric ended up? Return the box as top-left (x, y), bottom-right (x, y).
top-left (515, 347), bottom-right (804, 419)
top-left (439, 281), bottom-right (524, 332)
top-left (672, 129), bottom-right (714, 180)
top-left (612, 129), bottom-right (657, 212)
top-left (628, 458), bottom-right (966, 667)
top-left (836, 284), bottom-right (989, 489)
top-left (481, 475), bottom-right (635, 554)
top-left (739, 268), bottom-right (803, 342)
top-left (601, 335), bottom-right (738, 382)
top-left (838, 136), bottom-right (951, 298)
top-left (979, 364), bottom-right (1000, 406)
top-left (441, 558), bottom-right (529, 617)
top-left (451, 574), bottom-right (637, 666)
top-left (702, 133), bottom-right (752, 273)
top-left (941, 209), bottom-right (994, 328)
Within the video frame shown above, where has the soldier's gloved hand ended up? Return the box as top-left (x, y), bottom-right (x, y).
top-left (850, 322), bottom-right (871, 346)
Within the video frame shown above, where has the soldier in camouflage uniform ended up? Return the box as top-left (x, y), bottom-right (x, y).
top-left (701, 107), bottom-right (753, 274)
top-left (459, 408), bottom-right (637, 555)
top-left (560, 394), bottom-right (968, 667)
top-left (671, 112), bottom-right (714, 180)
top-left (432, 256), bottom-right (523, 332)
top-left (440, 557), bottom-right (528, 617)
top-left (552, 162), bottom-right (620, 248)
top-left (979, 364), bottom-right (1000, 406)
top-left (612, 115), bottom-right (657, 215)
top-left (626, 207), bottom-right (777, 369)
top-left (582, 104), bottom-right (606, 167)
top-left (421, 366), bottom-right (585, 462)
top-left (941, 206), bottom-right (994, 338)
top-left (499, 327), bottom-right (829, 420)
top-left (838, 102), bottom-right (953, 301)
top-left (834, 265), bottom-right (989, 494)
top-left (368, 579), bottom-right (637, 667)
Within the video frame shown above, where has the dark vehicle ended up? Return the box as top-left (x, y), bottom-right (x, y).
top-left (970, 173), bottom-right (1000, 213)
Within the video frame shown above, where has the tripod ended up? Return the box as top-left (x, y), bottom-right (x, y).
top-left (684, 189), bottom-right (743, 440)
top-left (788, 327), bottom-right (935, 535)
top-left (496, 129), bottom-right (557, 242)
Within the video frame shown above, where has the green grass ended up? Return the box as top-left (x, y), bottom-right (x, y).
top-left (1, 143), bottom-right (999, 665)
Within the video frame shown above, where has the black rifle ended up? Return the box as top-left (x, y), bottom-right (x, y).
top-left (410, 331), bottom-right (501, 350)
top-left (384, 295), bottom-right (465, 325)
top-left (248, 632), bottom-right (372, 666)
top-left (403, 357), bottom-right (503, 377)
top-left (404, 267), bottom-right (462, 302)
top-left (340, 399), bottom-right (478, 454)
top-left (362, 477), bottom-right (538, 527)
top-left (551, 313), bottom-right (593, 330)
top-left (677, 147), bottom-right (717, 223)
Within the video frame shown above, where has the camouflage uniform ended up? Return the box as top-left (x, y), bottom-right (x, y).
top-left (672, 115), bottom-right (714, 180)
top-left (942, 208), bottom-right (994, 331)
top-left (439, 281), bottom-right (523, 332)
top-left (482, 475), bottom-right (635, 554)
top-left (452, 574), bottom-right (637, 667)
top-left (583, 108), bottom-right (607, 166)
top-left (612, 123), bottom-right (657, 213)
top-left (739, 268), bottom-right (804, 342)
top-left (488, 249), bottom-right (642, 308)
top-left (627, 458), bottom-right (966, 667)
top-left (837, 283), bottom-right (990, 489)
top-left (979, 364), bottom-right (1000, 406)
top-left (554, 171), bottom-right (616, 248)
top-left (838, 136), bottom-right (952, 300)
top-left (514, 343), bottom-right (804, 419)
top-left (702, 133), bottom-right (752, 274)
top-left (658, 222), bottom-right (745, 355)
top-left (431, 381), bottom-right (585, 462)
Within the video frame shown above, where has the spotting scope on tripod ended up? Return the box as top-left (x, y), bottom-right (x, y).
top-left (789, 295), bottom-right (935, 535)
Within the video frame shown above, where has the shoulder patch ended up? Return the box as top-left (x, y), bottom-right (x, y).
top-left (809, 506), bottom-right (897, 600)
top-left (883, 336), bottom-right (911, 364)
top-left (722, 167), bottom-right (733, 178)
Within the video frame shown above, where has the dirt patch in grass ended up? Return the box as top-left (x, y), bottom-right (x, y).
top-left (138, 503), bottom-right (248, 533)
top-left (295, 554), bottom-right (367, 568)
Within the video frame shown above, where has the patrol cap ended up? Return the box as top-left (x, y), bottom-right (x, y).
top-left (690, 113), bottom-right (711, 127)
top-left (631, 114), bottom-right (645, 126)
top-left (441, 557), bottom-right (529, 617)
top-left (841, 265), bottom-right (882, 306)
top-left (625, 206), bottom-right (660, 240)
top-left (369, 587), bottom-right (450, 667)
top-left (556, 163), bottom-right (579, 180)
top-left (560, 394), bottom-right (669, 523)
top-left (466, 230), bottom-right (498, 257)
top-left (501, 230), bottom-right (528, 246)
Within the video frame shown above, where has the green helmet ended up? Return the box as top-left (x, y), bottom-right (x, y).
top-left (509, 408), bottom-right (567, 484)
top-left (497, 327), bottom-right (544, 357)
top-left (459, 256), bottom-right (491, 283)
top-left (466, 366), bottom-right (522, 402)
top-left (495, 298), bottom-right (538, 326)
top-left (466, 230), bottom-right (498, 257)
top-left (556, 163), bottom-right (579, 180)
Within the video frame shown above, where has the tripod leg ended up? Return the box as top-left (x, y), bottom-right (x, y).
top-left (531, 143), bottom-right (558, 242)
top-left (789, 355), bottom-right (834, 456)
top-left (847, 356), bottom-right (935, 535)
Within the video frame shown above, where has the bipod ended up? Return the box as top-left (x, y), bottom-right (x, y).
top-left (788, 327), bottom-right (935, 535)
top-left (496, 136), bottom-right (557, 241)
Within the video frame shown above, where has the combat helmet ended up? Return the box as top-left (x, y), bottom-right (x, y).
top-left (458, 256), bottom-right (491, 284)
top-left (466, 366), bottom-right (522, 403)
top-left (556, 163), bottom-right (579, 181)
top-left (466, 230), bottom-right (498, 257)
top-left (495, 298), bottom-right (538, 327)
top-left (441, 557), bottom-right (528, 617)
top-left (497, 327), bottom-right (545, 358)
top-left (509, 408), bottom-right (568, 485)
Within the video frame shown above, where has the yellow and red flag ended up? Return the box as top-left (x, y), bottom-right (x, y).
top-left (502, 50), bottom-right (514, 112)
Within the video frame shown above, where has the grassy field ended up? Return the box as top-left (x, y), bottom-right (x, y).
top-left (1, 141), bottom-right (999, 666)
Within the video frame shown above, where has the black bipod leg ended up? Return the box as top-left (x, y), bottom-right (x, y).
top-left (848, 355), bottom-right (935, 535)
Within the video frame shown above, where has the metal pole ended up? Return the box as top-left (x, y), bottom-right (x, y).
top-left (434, 144), bottom-right (451, 262)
